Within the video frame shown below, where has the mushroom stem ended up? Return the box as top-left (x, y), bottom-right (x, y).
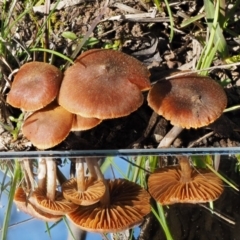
top-left (46, 158), bottom-right (57, 201)
top-left (157, 126), bottom-right (183, 148)
top-left (76, 158), bottom-right (85, 192)
top-left (23, 159), bottom-right (35, 191)
top-left (85, 158), bottom-right (98, 180)
top-left (178, 156), bottom-right (192, 183)
top-left (38, 158), bottom-right (47, 190)
top-left (90, 158), bottom-right (110, 206)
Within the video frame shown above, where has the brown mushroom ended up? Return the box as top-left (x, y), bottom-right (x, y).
top-left (58, 49), bottom-right (151, 119)
top-left (71, 114), bottom-right (102, 131)
top-left (147, 74), bottom-right (227, 147)
top-left (62, 158), bottom-right (106, 205)
top-left (67, 178), bottom-right (151, 233)
top-left (14, 159), bottom-right (63, 222)
top-left (14, 187), bottom-right (63, 222)
top-left (30, 158), bottom-right (78, 215)
top-left (7, 62), bottom-right (63, 111)
top-left (22, 102), bottom-right (73, 149)
top-left (148, 156), bottom-right (224, 205)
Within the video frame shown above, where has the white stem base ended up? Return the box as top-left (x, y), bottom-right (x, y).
top-left (158, 126), bottom-right (183, 148)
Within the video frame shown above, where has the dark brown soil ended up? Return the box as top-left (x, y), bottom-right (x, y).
top-left (1, 1), bottom-right (240, 240)
top-left (1, 0), bottom-right (240, 151)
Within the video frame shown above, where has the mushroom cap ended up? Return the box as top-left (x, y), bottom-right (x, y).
top-left (22, 102), bottom-right (73, 149)
top-left (62, 177), bottom-right (106, 205)
top-left (67, 178), bottom-right (151, 233)
top-left (30, 187), bottom-right (78, 215)
top-left (148, 166), bottom-right (223, 205)
top-left (147, 74), bottom-right (227, 129)
top-left (14, 187), bottom-right (63, 222)
top-left (71, 114), bottom-right (102, 131)
top-left (7, 62), bottom-right (63, 111)
top-left (58, 49), bottom-right (151, 119)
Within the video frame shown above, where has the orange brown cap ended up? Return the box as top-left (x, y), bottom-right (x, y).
top-left (147, 74), bottom-right (227, 129)
top-left (71, 114), bottom-right (102, 131)
top-left (7, 62), bottom-right (63, 111)
top-left (30, 187), bottom-right (78, 215)
top-left (14, 187), bottom-right (63, 222)
top-left (22, 102), bottom-right (73, 149)
top-left (67, 179), bottom-right (151, 233)
top-left (148, 156), bottom-right (223, 205)
top-left (58, 49), bottom-right (151, 119)
top-left (62, 178), bottom-right (106, 205)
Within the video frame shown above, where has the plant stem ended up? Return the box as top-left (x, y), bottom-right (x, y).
top-left (178, 156), bottom-right (192, 182)
top-left (91, 158), bottom-right (110, 206)
top-left (1, 159), bottom-right (21, 240)
top-left (76, 158), bottom-right (85, 192)
top-left (38, 158), bottom-right (47, 190)
top-left (46, 158), bottom-right (56, 200)
top-left (158, 126), bottom-right (183, 148)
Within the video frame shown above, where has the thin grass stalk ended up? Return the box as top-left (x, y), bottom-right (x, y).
top-left (163, 0), bottom-right (174, 42)
top-left (33, 0), bottom-right (61, 48)
top-left (197, 0), bottom-right (221, 73)
top-left (151, 205), bottom-right (173, 240)
top-left (64, 0), bottom-right (109, 69)
top-left (206, 163), bottom-right (239, 191)
top-left (1, 159), bottom-right (21, 240)
top-left (132, 156), bottom-right (143, 183)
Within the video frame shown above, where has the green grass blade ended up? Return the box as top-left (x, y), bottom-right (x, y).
top-left (0, 168), bottom-right (10, 199)
top-left (63, 217), bottom-right (77, 240)
top-left (180, 12), bottom-right (205, 28)
top-left (152, 205), bottom-right (173, 240)
top-left (204, 0), bottom-right (228, 59)
top-left (197, 0), bottom-right (222, 73)
top-left (100, 157), bottom-right (114, 173)
top-left (29, 48), bottom-right (74, 64)
top-left (163, 0), bottom-right (174, 42)
top-left (1, 160), bottom-right (21, 240)
top-left (206, 163), bottom-right (239, 192)
top-left (45, 222), bottom-right (51, 239)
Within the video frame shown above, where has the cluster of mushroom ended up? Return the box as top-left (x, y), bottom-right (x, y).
top-left (7, 48), bottom-right (228, 150)
top-left (7, 49), bottom-right (151, 149)
top-left (14, 158), bottom-right (78, 222)
top-left (14, 158), bottom-right (151, 233)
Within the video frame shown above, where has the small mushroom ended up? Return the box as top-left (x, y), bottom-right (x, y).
top-left (148, 156), bottom-right (224, 205)
top-left (58, 49), bottom-right (151, 119)
top-left (147, 74), bottom-right (227, 147)
top-left (62, 158), bottom-right (106, 205)
top-left (14, 159), bottom-right (63, 222)
top-left (67, 178), bottom-right (151, 233)
top-left (30, 158), bottom-right (78, 215)
top-left (22, 102), bottom-right (73, 149)
top-left (14, 187), bottom-right (63, 222)
top-left (7, 62), bottom-right (63, 111)
top-left (71, 114), bottom-right (102, 131)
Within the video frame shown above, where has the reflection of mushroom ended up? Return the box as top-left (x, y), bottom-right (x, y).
top-left (62, 158), bottom-right (106, 205)
top-left (14, 159), bottom-right (63, 222)
top-left (148, 156), bottom-right (223, 205)
top-left (58, 49), bottom-right (151, 119)
top-left (14, 187), bottom-right (63, 222)
top-left (67, 178), bottom-right (151, 233)
top-left (7, 62), bottom-right (62, 111)
top-left (31, 158), bottom-right (78, 215)
top-left (22, 102), bottom-right (73, 149)
top-left (147, 74), bottom-right (227, 147)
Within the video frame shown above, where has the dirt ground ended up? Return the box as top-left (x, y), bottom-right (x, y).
top-left (1, 0), bottom-right (240, 152)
